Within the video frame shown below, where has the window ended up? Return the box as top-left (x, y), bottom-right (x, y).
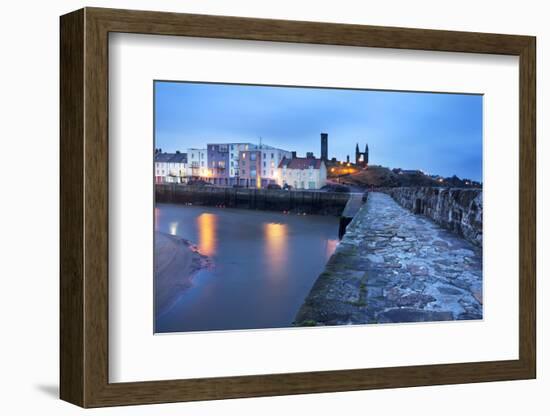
top-left (201, 161), bottom-right (204, 167)
top-left (309, 181), bottom-right (316, 189)
top-left (263, 161), bottom-right (266, 167)
top-left (250, 169), bottom-right (257, 177)
top-left (250, 153), bottom-right (257, 161)
top-left (271, 153), bottom-right (274, 159)
top-left (241, 169), bottom-right (245, 175)
top-left (263, 153), bottom-right (266, 159)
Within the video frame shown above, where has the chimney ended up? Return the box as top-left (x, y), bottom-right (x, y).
top-left (346, 155), bottom-right (350, 163)
top-left (320, 132), bottom-right (328, 161)
top-left (291, 151), bottom-right (297, 159)
top-left (306, 152), bottom-right (314, 159)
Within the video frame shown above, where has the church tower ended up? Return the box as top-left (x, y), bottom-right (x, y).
top-left (355, 143), bottom-right (360, 165)
top-left (365, 143), bottom-right (369, 165)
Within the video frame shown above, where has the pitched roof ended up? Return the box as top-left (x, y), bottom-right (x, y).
top-left (278, 157), bottom-right (323, 170)
top-left (155, 152), bottom-right (187, 163)
top-left (170, 153), bottom-right (187, 163)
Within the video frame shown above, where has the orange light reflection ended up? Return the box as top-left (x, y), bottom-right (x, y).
top-left (197, 213), bottom-right (217, 256)
top-left (264, 222), bottom-right (288, 280)
top-left (326, 239), bottom-right (339, 259)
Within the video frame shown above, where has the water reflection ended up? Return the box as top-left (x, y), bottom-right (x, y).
top-left (155, 204), bottom-right (339, 332)
top-left (326, 239), bottom-right (339, 259)
top-left (169, 221), bottom-right (178, 236)
top-left (264, 222), bottom-right (288, 280)
top-left (197, 213), bottom-right (217, 256)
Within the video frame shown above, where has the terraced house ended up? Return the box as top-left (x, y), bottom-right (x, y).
top-left (277, 156), bottom-right (327, 190)
top-left (154, 151), bottom-right (187, 183)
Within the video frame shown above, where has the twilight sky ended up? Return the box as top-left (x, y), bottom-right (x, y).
top-left (155, 81), bottom-right (483, 181)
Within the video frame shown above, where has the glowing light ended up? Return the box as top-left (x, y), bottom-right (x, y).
top-left (197, 213), bottom-right (217, 256)
top-left (264, 222), bottom-right (288, 280)
top-left (169, 221), bottom-right (178, 236)
top-left (347, 163), bottom-right (351, 167)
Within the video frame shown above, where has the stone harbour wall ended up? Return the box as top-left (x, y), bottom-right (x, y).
top-left (383, 187), bottom-right (483, 247)
top-left (155, 184), bottom-right (350, 216)
top-left (294, 192), bottom-right (483, 327)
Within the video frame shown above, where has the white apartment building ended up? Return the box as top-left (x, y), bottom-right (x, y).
top-left (186, 148), bottom-right (208, 179)
top-left (258, 145), bottom-right (293, 182)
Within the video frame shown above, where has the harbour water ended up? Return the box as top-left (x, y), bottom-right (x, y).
top-left (155, 203), bottom-right (339, 333)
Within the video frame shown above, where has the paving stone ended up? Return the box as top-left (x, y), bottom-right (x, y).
top-left (295, 192), bottom-right (483, 326)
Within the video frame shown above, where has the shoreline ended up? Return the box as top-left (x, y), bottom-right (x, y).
top-left (154, 231), bottom-right (211, 317)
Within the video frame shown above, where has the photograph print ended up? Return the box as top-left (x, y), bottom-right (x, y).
top-left (153, 81), bottom-right (483, 334)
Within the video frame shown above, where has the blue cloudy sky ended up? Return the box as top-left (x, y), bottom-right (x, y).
top-left (155, 81), bottom-right (482, 181)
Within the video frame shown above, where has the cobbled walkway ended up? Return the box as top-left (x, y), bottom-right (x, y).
top-left (295, 192), bottom-right (483, 325)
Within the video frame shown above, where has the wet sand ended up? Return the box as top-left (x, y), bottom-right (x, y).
top-left (154, 231), bottom-right (210, 317)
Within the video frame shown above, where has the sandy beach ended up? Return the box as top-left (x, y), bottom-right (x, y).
top-left (154, 231), bottom-right (210, 316)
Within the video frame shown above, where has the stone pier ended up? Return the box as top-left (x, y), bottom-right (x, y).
top-left (295, 192), bottom-right (483, 326)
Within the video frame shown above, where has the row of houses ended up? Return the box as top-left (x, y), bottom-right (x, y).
top-left (154, 141), bottom-right (327, 189)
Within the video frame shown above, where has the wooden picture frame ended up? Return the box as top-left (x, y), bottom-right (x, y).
top-left (60, 7), bottom-right (536, 408)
